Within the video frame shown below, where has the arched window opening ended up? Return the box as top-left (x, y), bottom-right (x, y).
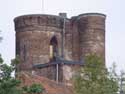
top-left (49, 36), bottom-right (58, 61)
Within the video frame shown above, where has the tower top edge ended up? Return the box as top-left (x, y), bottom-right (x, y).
top-left (78, 13), bottom-right (106, 18)
top-left (14, 14), bottom-right (64, 22)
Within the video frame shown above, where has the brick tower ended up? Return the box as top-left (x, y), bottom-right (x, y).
top-left (14, 13), bottom-right (106, 85)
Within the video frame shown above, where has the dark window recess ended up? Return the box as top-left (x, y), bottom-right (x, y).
top-left (50, 36), bottom-right (58, 61)
top-left (23, 45), bottom-right (26, 62)
top-left (16, 41), bottom-right (20, 55)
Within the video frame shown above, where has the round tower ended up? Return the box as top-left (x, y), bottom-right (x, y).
top-left (77, 13), bottom-right (106, 62)
top-left (14, 14), bottom-right (63, 71)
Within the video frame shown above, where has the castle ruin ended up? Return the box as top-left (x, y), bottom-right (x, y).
top-left (14, 13), bottom-right (106, 85)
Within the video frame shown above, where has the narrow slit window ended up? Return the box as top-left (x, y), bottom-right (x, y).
top-left (23, 45), bottom-right (26, 62)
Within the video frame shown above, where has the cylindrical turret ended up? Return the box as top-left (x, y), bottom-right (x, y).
top-left (14, 14), bottom-right (63, 71)
top-left (78, 13), bottom-right (106, 62)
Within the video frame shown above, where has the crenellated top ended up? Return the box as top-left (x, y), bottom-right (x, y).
top-left (14, 14), bottom-right (64, 32)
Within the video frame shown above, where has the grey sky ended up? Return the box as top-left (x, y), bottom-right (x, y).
top-left (0, 0), bottom-right (125, 73)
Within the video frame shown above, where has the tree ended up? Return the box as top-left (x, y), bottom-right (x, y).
top-left (119, 71), bottom-right (125, 94)
top-left (0, 55), bottom-right (22, 94)
top-left (74, 54), bottom-right (119, 94)
top-left (0, 55), bottom-right (44, 94)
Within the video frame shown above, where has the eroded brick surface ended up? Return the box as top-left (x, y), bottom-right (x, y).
top-left (14, 13), bottom-right (106, 84)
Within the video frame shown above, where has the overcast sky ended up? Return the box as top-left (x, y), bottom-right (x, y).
top-left (0, 0), bottom-right (125, 73)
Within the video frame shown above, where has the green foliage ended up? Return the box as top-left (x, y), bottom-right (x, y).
top-left (11, 55), bottom-right (20, 74)
top-left (0, 55), bottom-right (3, 64)
top-left (22, 83), bottom-right (44, 94)
top-left (0, 55), bottom-right (22, 94)
top-left (74, 54), bottom-right (119, 94)
top-left (0, 55), bottom-right (44, 94)
top-left (118, 71), bottom-right (125, 94)
top-left (0, 64), bottom-right (13, 79)
top-left (11, 55), bottom-right (20, 66)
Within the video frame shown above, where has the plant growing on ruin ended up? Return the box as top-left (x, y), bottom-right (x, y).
top-left (22, 83), bottom-right (44, 94)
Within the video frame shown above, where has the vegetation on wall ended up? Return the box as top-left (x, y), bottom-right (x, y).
top-left (22, 83), bottom-right (44, 94)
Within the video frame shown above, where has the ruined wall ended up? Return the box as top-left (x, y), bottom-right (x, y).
top-left (64, 19), bottom-right (73, 60)
top-left (77, 13), bottom-right (106, 62)
top-left (63, 17), bottom-right (80, 84)
top-left (14, 15), bottom-right (63, 80)
top-left (62, 13), bottom-right (106, 83)
top-left (14, 13), bottom-right (106, 84)
top-left (64, 13), bottom-right (106, 62)
top-left (64, 17), bottom-right (80, 61)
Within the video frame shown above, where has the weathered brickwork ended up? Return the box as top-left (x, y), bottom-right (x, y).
top-left (14, 13), bottom-right (106, 84)
top-left (78, 14), bottom-right (105, 61)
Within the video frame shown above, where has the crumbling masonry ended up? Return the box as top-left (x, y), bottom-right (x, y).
top-left (14, 13), bottom-right (106, 85)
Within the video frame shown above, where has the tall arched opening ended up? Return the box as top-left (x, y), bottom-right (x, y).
top-left (49, 36), bottom-right (58, 61)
